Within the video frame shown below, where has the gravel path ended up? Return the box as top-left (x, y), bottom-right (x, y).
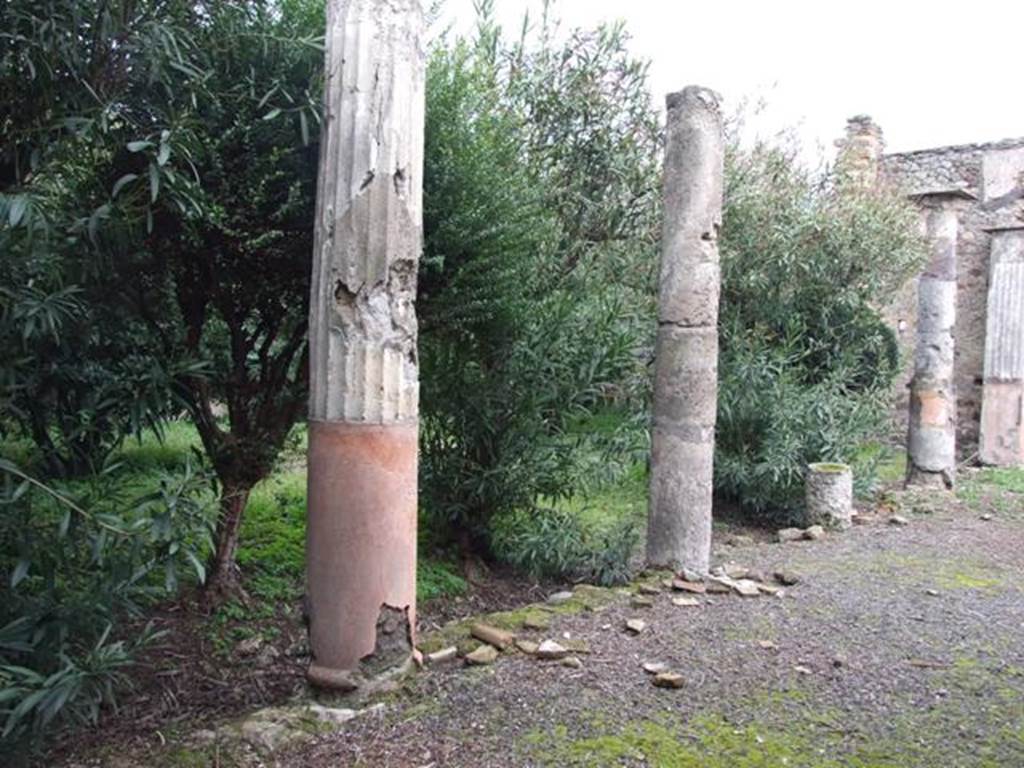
top-left (290, 496), bottom-right (1024, 767)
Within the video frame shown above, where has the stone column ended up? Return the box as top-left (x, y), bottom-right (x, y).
top-left (834, 115), bottom-right (884, 189)
top-left (906, 196), bottom-right (966, 488)
top-left (646, 86), bottom-right (723, 575)
top-left (979, 226), bottom-right (1024, 466)
top-left (306, 0), bottom-right (424, 691)
top-left (805, 463), bottom-right (853, 530)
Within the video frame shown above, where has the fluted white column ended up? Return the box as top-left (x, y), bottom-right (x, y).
top-left (306, 0), bottom-right (424, 690)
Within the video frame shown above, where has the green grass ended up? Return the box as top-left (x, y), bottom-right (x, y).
top-left (555, 461), bottom-right (647, 537)
top-left (959, 466), bottom-right (1024, 518)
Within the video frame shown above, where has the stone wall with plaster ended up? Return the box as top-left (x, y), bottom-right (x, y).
top-left (872, 132), bottom-right (1024, 451)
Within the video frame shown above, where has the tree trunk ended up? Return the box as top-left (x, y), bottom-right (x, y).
top-left (646, 86), bottom-right (724, 575)
top-left (205, 482), bottom-right (252, 600)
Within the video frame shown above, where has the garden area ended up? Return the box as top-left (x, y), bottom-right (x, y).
top-left (2, 1), bottom-right (1021, 766)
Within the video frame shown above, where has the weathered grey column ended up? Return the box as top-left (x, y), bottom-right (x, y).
top-left (905, 194), bottom-right (970, 488)
top-left (646, 86), bottom-right (723, 575)
top-left (306, 0), bottom-right (424, 690)
top-left (979, 226), bottom-right (1024, 467)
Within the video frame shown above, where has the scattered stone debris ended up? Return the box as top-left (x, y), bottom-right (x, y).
top-left (706, 576), bottom-right (734, 594)
top-left (652, 672), bottom-right (685, 689)
top-left (465, 645), bottom-right (499, 666)
top-left (535, 640), bottom-right (569, 661)
top-left (925, 589), bottom-right (940, 597)
top-left (638, 584), bottom-right (662, 595)
top-left (803, 525), bottom-right (826, 541)
top-left (547, 591), bottom-right (574, 605)
top-left (625, 619), bottom-right (647, 635)
top-left (723, 564), bottom-right (749, 579)
top-left (680, 568), bottom-right (704, 582)
top-left (777, 528), bottom-right (805, 543)
top-left (560, 656), bottom-right (583, 669)
top-left (757, 640), bottom-right (777, 650)
top-left (235, 703), bottom-right (384, 754)
top-left (980, 513), bottom-right (994, 521)
top-left (672, 579), bottom-right (706, 594)
top-left (672, 596), bottom-right (701, 608)
top-left (471, 623), bottom-right (515, 650)
top-left (642, 662), bottom-right (669, 674)
top-left (793, 665), bottom-right (813, 675)
top-left (732, 579), bottom-right (762, 597)
top-left (631, 596), bottom-right (655, 608)
top-left (757, 583), bottom-right (783, 596)
top-left (832, 654), bottom-right (848, 668)
top-left (515, 639), bottom-right (539, 655)
top-left (426, 646), bottom-right (458, 665)
top-left (889, 515), bottom-right (910, 527)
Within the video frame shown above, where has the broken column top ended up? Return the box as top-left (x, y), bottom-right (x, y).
top-left (835, 115), bottom-right (884, 188)
top-left (907, 186), bottom-right (979, 201)
top-left (666, 85), bottom-right (722, 113)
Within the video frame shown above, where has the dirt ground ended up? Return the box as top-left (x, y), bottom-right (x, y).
top-left (57, 470), bottom-right (1024, 767)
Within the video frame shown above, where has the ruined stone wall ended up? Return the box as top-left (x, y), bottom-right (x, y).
top-left (879, 138), bottom-right (1024, 451)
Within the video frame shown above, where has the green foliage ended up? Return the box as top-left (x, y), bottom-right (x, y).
top-left (417, 559), bottom-right (468, 602)
top-left (0, 0), bottom-right (207, 476)
top-left (491, 507), bottom-right (637, 586)
top-left (419, 10), bottom-right (653, 563)
top-left (715, 139), bottom-right (925, 518)
top-left (0, 457), bottom-right (215, 755)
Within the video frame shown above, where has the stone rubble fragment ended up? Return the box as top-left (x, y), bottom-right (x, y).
top-left (758, 640), bottom-right (778, 650)
top-left (560, 656), bottom-right (583, 669)
top-left (470, 623), bottom-right (515, 650)
top-left (535, 640), bottom-right (569, 661)
top-left (706, 576), bottom-right (734, 594)
top-left (631, 596), bottom-right (655, 608)
top-left (638, 584), bottom-right (662, 595)
top-left (465, 644), bottom-right (499, 666)
top-left (547, 591), bottom-right (575, 605)
top-left (625, 619), bottom-right (647, 635)
top-left (732, 579), bottom-right (762, 597)
top-left (889, 515), bottom-right (910, 527)
top-left (643, 662), bottom-right (669, 674)
top-left (672, 579), bottom-right (706, 594)
top-left (672, 596), bottom-right (701, 608)
top-left (426, 646), bottom-right (458, 665)
top-left (515, 640), bottom-right (539, 655)
top-left (723, 564), bottom-right (749, 579)
top-left (652, 672), bottom-right (685, 689)
top-left (680, 568), bottom-right (704, 583)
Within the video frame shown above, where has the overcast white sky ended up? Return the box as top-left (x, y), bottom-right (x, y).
top-left (443, 0), bottom-right (1024, 161)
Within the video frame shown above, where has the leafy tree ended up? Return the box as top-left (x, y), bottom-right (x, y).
top-left (418, 10), bottom-right (651, 563)
top-left (715, 138), bottom-right (925, 516)
top-left (0, 0), bottom-right (205, 475)
top-left (130, 0), bottom-right (323, 596)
